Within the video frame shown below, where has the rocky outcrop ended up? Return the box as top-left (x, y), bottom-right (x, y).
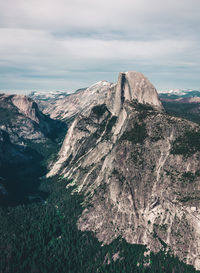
top-left (0, 94), bottom-right (66, 200)
top-left (111, 72), bottom-right (163, 115)
top-left (48, 72), bottom-right (200, 270)
top-left (12, 95), bottom-right (44, 124)
top-left (48, 71), bottom-right (164, 176)
top-left (38, 72), bottom-right (163, 124)
top-left (0, 94), bottom-right (55, 144)
top-left (39, 81), bottom-right (112, 123)
top-left (29, 90), bottom-right (71, 112)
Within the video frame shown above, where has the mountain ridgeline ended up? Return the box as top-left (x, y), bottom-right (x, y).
top-left (0, 93), bottom-right (67, 204)
top-left (0, 72), bottom-right (200, 272)
top-left (48, 71), bottom-right (200, 270)
top-left (159, 90), bottom-right (200, 125)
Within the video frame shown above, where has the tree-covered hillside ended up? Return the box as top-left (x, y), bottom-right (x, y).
top-left (0, 175), bottom-right (199, 273)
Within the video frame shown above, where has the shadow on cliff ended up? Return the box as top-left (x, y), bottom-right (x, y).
top-left (45, 115), bottom-right (68, 142)
top-left (0, 144), bottom-right (49, 207)
top-left (0, 118), bottom-right (68, 207)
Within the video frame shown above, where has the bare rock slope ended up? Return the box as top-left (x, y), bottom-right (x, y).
top-left (48, 71), bottom-right (200, 270)
top-left (0, 94), bottom-right (53, 144)
top-left (40, 72), bottom-right (162, 123)
top-left (41, 81), bottom-right (112, 123)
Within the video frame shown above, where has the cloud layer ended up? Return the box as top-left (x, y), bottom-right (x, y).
top-left (0, 0), bottom-right (200, 92)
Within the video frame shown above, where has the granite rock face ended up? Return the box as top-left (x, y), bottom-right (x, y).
top-left (40, 72), bottom-right (163, 124)
top-left (0, 94), bottom-right (54, 144)
top-left (0, 93), bottom-right (61, 198)
top-left (39, 81), bottom-right (112, 123)
top-left (111, 71), bottom-right (163, 115)
top-left (48, 72), bottom-right (200, 270)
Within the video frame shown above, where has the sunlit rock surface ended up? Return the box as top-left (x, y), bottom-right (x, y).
top-left (48, 72), bottom-right (200, 270)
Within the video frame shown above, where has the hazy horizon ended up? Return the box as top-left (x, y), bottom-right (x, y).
top-left (1, 83), bottom-right (200, 96)
top-left (0, 82), bottom-right (200, 96)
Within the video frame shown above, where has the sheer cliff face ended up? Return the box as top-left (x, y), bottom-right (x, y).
top-left (111, 72), bottom-right (163, 115)
top-left (41, 72), bottom-right (163, 123)
top-left (0, 94), bottom-right (52, 144)
top-left (48, 72), bottom-right (200, 270)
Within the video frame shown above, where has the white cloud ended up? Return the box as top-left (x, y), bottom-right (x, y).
top-left (0, 0), bottom-right (199, 36)
top-left (0, 28), bottom-right (194, 65)
top-left (0, 0), bottom-right (199, 90)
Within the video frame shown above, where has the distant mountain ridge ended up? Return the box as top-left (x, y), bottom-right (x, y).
top-left (35, 81), bottom-right (113, 123)
top-left (29, 88), bottom-right (200, 100)
top-left (29, 74), bottom-right (163, 124)
top-left (29, 87), bottom-right (200, 126)
top-left (158, 88), bottom-right (200, 95)
top-left (159, 89), bottom-right (200, 102)
top-left (29, 90), bottom-right (70, 101)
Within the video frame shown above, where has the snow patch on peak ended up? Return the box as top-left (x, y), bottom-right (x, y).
top-left (89, 80), bottom-right (111, 88)
top-left (158, 88), bottom-right (200, 95)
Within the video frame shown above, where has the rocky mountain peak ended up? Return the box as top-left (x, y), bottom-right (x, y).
top-left (47, 71), bottom-right (200, 270)
top-left (0, 93), bottom-right (57, 144)
top-left (89, 80), bottom-right (111, 89)
top-left (11, 94), bottom-right (41, 124)
top-left (34, 72), bottom-right (163, 123)
top-left (113, 71), bottom-right (163, 115)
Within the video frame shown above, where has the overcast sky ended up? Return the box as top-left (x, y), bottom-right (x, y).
top-left (0, 0), bottom-right (200, 93)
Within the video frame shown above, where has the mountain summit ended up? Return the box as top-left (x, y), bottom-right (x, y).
top-left (37, 71), bottom-right (163, 124)
top-left (112, 71), bottom-right (163, 115)
top-left (47, 71), bottom-right (200, 270)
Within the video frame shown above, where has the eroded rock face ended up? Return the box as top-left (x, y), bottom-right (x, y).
top-left (40, 72), bottom-right (163, 124)
top-left (48, 72), bottom-right (200, 270)
top-left (11, 94), bottom-right (48, 124)
top-left (112, 72), bottom-right (163, 115)
top-left (0, 93), bottom-right (68, 202)
top-left (40, 81), bottom-right (112, 123)
top-left (0, 94), bottom-right (53, 144)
